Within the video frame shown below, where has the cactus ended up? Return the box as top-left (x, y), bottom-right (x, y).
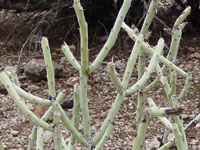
top-left (0, 0), bottom-right (199, 150)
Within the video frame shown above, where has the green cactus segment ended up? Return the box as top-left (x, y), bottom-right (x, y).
top-left (13, 84), bottom-right (51, 105)
top-left (170, 71), bottom-right (177, 95)
top-left (94, 123), bottom-right (114, 150)
top-left (136, 92), bottom-right (145, 124)
top-left (167, 25), bottom-right (183, 62)
top-left (53, 111), bottom-right (61, 125)
top-left (126, 38), bottom-right (164, 95)
top-left (79, 71), bottom-right (91, 141)
top-left (69, 84), bottom-right (80, 150)
top-left (73, 0), bottom-right (91, 141)
top-left (185, 113), bottom-right (200, 131)
top-left (53, 101), bottom-right (89, 147)
top-left (122, 34), bottom-right (144, 89)
top-left (107, 63), bottom-right (123, 95)
top-left (177, 74), bottom-right (192, 101)
top-left (36, 127), bottom-right (44, 150)
top-left (174, 6), bottom-right (191, 28)
top-left (28, 126), bottom-right (37, 150)
top-left (62, 43), bottom-right (81, 71)
top-left (6, 71), bottom-right (20, 87)
top-left (73, 0), bottom-right (89, 72)
top-left (54, 125), bottom-right (62, 150)
top-left (159, 113), bottom-right (200, 150)
top-left (93, 34), bottom-right (143, 145)
top-left (92, 93), bottom-right (125, 145)
top-left (41, 92), bottom-right (65, 121)
top-left (172, 124), bottom-right (187, 150)
top-left (0, 72), bottom-right (53, 131)
top-left (147, 98), bottom-right (173, 130)
top-left (41, 37), bottom-right (56, 97)
top-left (88, 0), bottom-right (132, 74)
top-left (122, 22), bottom-right (188, 77)
top-left (140, 0), bottom-right (159, 35)
top-left (0, 140), bottom-right (4, 150)
top-left (132, 113), bottom-right (149, 150)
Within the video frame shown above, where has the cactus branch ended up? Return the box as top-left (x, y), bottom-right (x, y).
top-left (174, 6), bottom-right (191, 28)
top-left (94, 123), bottom-right (114, 150)
top-left (107, 62), bottom-right (123, 95)
top-left (122, 22), bottom-right (188, 77)
top-left (126, 38), bottom-right (164, 95)
top-left (62, 43), bottom-right (81, 71)
top-left (53, 101), bottom-right (89, 147)
top-left (28, 126), bottom-right (37, 150)
top-left (13, 84), bottom-right (51, 105)
top-left (36, 127), bottom-right (44, 150)
top-left (0, 72), bottom-right (53, 131)
top-left (89, 0), bottom-right (132, 74)
top-left (132, 113), bottom-right (149, 150)
top-left (140, 0), bottom-right (159, 35)
top-left (69, 84), bottom-right (80, 150)
top-left (41, 37), bottom-right (56, 97)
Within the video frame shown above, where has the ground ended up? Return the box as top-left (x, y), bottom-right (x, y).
top-left (0, 33), bottom-right (200, 149)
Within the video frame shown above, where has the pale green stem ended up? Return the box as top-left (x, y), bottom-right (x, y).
top-left (36, 127), bottom-right (44, 150)
top-left (53, 101), bottom-right (89, 147)
top-left (92, 34), bottom-right (143, 145)
top-left (122, 34), bottom-right (144, 88)
top-left (172, 124), bottom-right (186, 150)
top-left (126, 38), bottom-right (164, 95)
top-left (54, 125), bottom-right (63, 150)
top-left (136, 91), bottom-right (145, 124)
top-left (169, 71), bottom-right (177, 95)
top-left (61, 43), bottom-right (81, 71)
top-left (41, 37), bottom-right (56, 97)
top-left (92, 94), bottom-right (125, 145)
top-left (94, 124), bottom-right (114, 150)
top-left (73, 0), bottom-right (91, 141)
top-left (136, 0), bottom-right (157, 120)
top-left (89, 0), bottom-right (132, 74)
top-left (159, 113), bottom-right (200, 150)
top-left (28, 126), bottom-right (37, 150)
top-left (174, 6), bottom-right (191, 28)
top-left (185, 113), bottom-right (200, 131)
top-left (158, 140), bottom-right (174, 150)
top-left (107, 62), bottom-right (123, 95)
top-left (79, 71), bottom-right (91, 141)
top-left (41, 91), bottom-right (64, 122)
top-left (132, 113), bottom-right (149, 150)
top-left (69, 84), bottom-right (80, 150)
top-left (121, 22), bottom-right (188, 77)
top-left (73, 0), bottom-right (89, 72)
top-left (174, 116), bottom-right (188, 149)
top-left (147, 98), bottom-right (173, 130)
top-left (177, 74), bottom-right (192, 101)
top-left (156, 64), bottom-right (174, 107)
top-left (0, 140), bottom-right (4, 150)
top-left (28, 92), bottom-right (64, 150)
top-left (140, 0), bottom-right (159, 35)
top-left (0, 72), bottom-right (53, 131)
top-left (13, 84), bottom-right (51, 105)
top-left (61, 134), bottom-right (68, 150)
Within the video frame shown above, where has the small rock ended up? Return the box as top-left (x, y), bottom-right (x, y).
top-left (12, 130), bottom-right (19, 137)
top-left (115, 60), bottom-right (125, 70)
top-left (4, 66), bottom-right (17, 73)
top-left (26, 85), bottom-right (40, 92)
top-left (67, 77), bottom-right (79, 86)
top-left (43, 130), bottom-right (53, 144)
top-left (24, 59), bottom-right (63, 82)
top-left (191, 52), bottom-right (200, 59)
